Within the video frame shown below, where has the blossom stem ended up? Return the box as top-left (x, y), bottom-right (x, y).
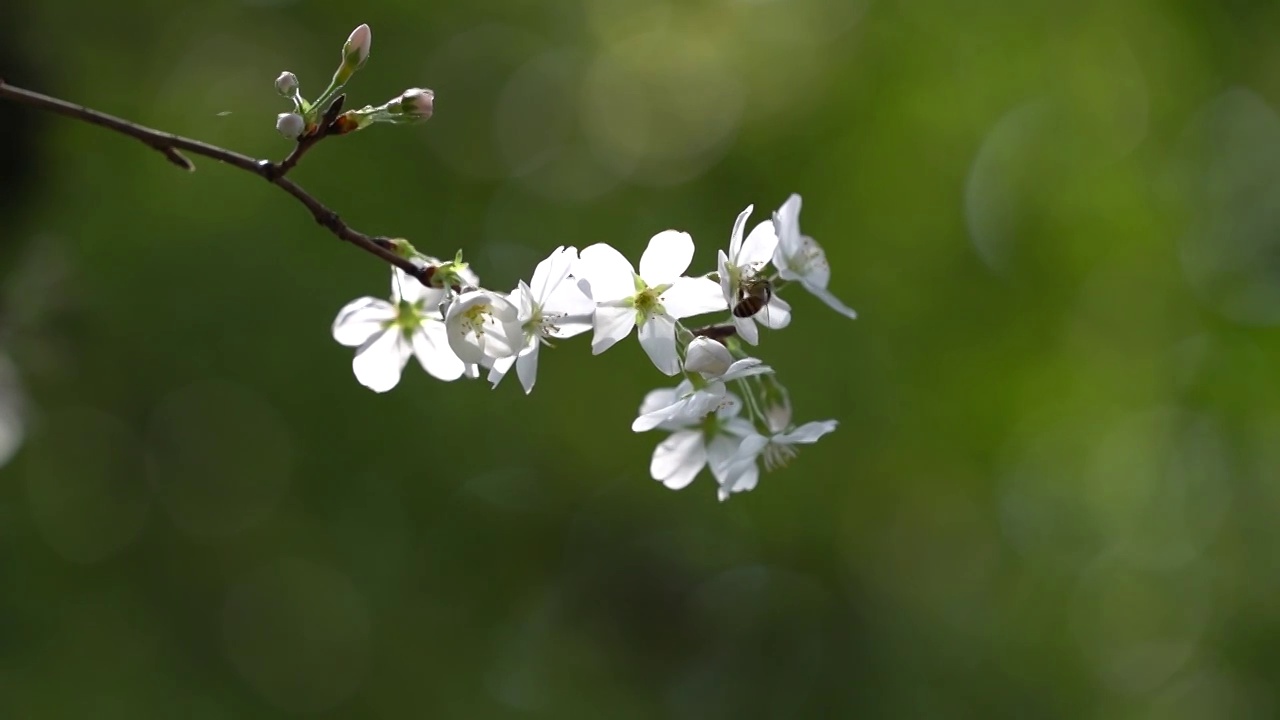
top-left (736, 377), bottom-right (768, 428)
top-left (0, 79), bottom-right (436, 286)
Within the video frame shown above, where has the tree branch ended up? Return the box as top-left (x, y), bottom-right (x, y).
top-left (0, 78), bottom-right (432, 283)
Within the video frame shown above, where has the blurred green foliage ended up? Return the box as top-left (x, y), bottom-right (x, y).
top-left (3, 0), bottom-right (1280, 717)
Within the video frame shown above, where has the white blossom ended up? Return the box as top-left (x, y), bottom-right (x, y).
top-left (332, 268), bottom-right (467, 392)
top-left (577, 232), bottom-right (725, 375)
top-left (638, 386), bottom-right (758, 496)
top-left (718, 204), bottom-right (792, 345)
top-left (719, 419), bottom-right (839, 501)
top-left (772, 194), bottom-right (857, 319)
top-left (487, 246), bottom-right (595, 394)
top-left (444, 289), bottom-right (525, 365)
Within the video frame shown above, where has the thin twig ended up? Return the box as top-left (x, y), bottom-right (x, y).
top-left (0, 79), bottom-right (431, 283)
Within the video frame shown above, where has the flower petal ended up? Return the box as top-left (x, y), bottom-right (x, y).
top-left (732, 315), bottom-right (760, 346)
top-left (412, 323), bottom-right (466, 381)
top-left (721, 358), bottom-right (773, 382)
top-left (707, 433), bottom-right (746, 483)
top-left (352, 327), bottom-right (410, 392)
top-left (713, 433), bottom-right (765, 501)
top-left (487, 353), bottom-right (516, 388)
top-left (639, 385), bottom-right (682, 417)
top-left (773, 193), bottom-right (802, 249)
top-left (638, 311), bottom-right (680, 375)
top-left (591, 305), bottom-right (636, 354)
top-left (738, 220), bottom-right (779, 267)
top-left (530, 246), bottom-right (577, 303)
top-left (393, 268), bottom-right (432, 305)
top-left (776, 419), bottom-right (838, 445)
top-left (578, 243), bottom-right (637, 302)
top-left (759, 294), bottom-right (792, 330)
top-left (728, 205), bottom-right (752, 259)
top-left (650, 430), bottom-right (707, 490)
top-left (716, 250), bottom-right (735, 306)
top-left (639, 230), bottom-right (694, 285)
top-left (802, 280), bottom-right (858, 319)
top-left (515, 343), bottom-right (540, 394)
top-left (661, 277), bottom-right (726, 319)
top-left (332, 297), bottom-right (396, 347)
top-left (717, 460), bottom-right (759, 502)
top-left (542, 278), bottom-right (596, 339)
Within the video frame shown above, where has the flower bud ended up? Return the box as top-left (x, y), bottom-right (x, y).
top-left (274, 71), bottom-right (299, 97)
top-left (343, 24), bottom-right (372, 69)
top-left (684, 337), bottom-right (733, 377)
top-left (275, 112), bottom-right (305, 140)
top-left (393, 88), bottom-right (434, 121)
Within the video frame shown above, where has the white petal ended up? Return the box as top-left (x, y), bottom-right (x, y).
top-left (639, 230), bottom-right (694, 285)
top-left (591, 304), bottom-right (636, 354)
top-left (412, 323), bottom-right (466, 381)
top-left (717, 460), bottom-right (759, 502)
top-left (728, 205), bottom-right (752, 259)
top-left (393, 268), bottom-right (431, 305)
top-left (721, 416), bottom-right (755, 436)
top-left (332, 297), bottom-right (396, 347)
top-left (650, 430), bottom-right (707, 490)
top-left (633, 384), bottom-right (719, 433)
top-left (707, 433), bottom-right (748, 484)
top-left (482, 318), bottom-right (526, 360)
top-left (776, 419), bottom-right (838, 445)
top-left (352, 327), bottom-right (410, 393)
top-left (487, 354), bottom-right (516, 388)
top-left (515, 343), bottom-right (539, 394)
top-left (684, 337), bottom-right (732, 377)
top-left (513, 281), bottom-right (536, 324)
top-left (760, 294), bottom-right (792, 330)
top-left (639, 385), bottom-right (682, 417)
top-left (716, 433), bottom-right (767, 500)
top-left (530, 246), bottom-right (576, 302)
top-left (660, 277), bottom-right (727, 319)
top-left (578, 243), bottom-right (637, 302)
top-left (738, 220), bottom-right (779, 267)
top-left (802, 281), bottom-right (858, 319)
top-left (720, 358), bottom-right (773, 382)
top-left (716, 250), bottom-right (735, 306)
top-left (773, 193), bottom-right (803, 248)
top-left (732, 315), bottom-right (760, 346)
top-left (638, 312), bottom-right (680, 376)
top-left (542, 278), bottom-right (596, 338)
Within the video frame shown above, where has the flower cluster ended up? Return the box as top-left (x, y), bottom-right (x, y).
top-left (275, 24), bottom-right (855, 502)
top-left (333, 195), bottom-right (855, 501)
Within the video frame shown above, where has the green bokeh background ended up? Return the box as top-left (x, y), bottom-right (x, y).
top-left (4, 0), bottom-right (1280, 717)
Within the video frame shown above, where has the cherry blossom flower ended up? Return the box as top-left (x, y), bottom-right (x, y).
top-left (577, 232), bottom-right (724, 375)
top-left (332, 268), bottom-right (467, 392)
top-left (487, 246), bottom-right (595, 394)
top-left (717, 204), bottom-right (792, 345)
top-left (772, 194), bottom-right (857, 319)
top-left (638, 386), bottom-right (758, 497)
top-left (718, 420), bottom-right (839, 500)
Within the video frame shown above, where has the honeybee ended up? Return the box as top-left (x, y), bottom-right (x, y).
top-left (732, 276), bottom-right (774, 319)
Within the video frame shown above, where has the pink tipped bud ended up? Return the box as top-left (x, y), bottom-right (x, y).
top-left (343, 24), bottom-right (372, 67)
top-left (275, 112), bottom-right (305, 140)
top-left (395, 88), bottom-right (434, 120)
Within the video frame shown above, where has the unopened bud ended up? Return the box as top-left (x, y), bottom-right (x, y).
top-left (276, 112), bottom-right (305, 140)
top-left (343, 24), bottom-right (372, 69)
top-left (275, 71), bottom-right (299, 97)
top-left (392, 88), bottom-right (434, 121)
